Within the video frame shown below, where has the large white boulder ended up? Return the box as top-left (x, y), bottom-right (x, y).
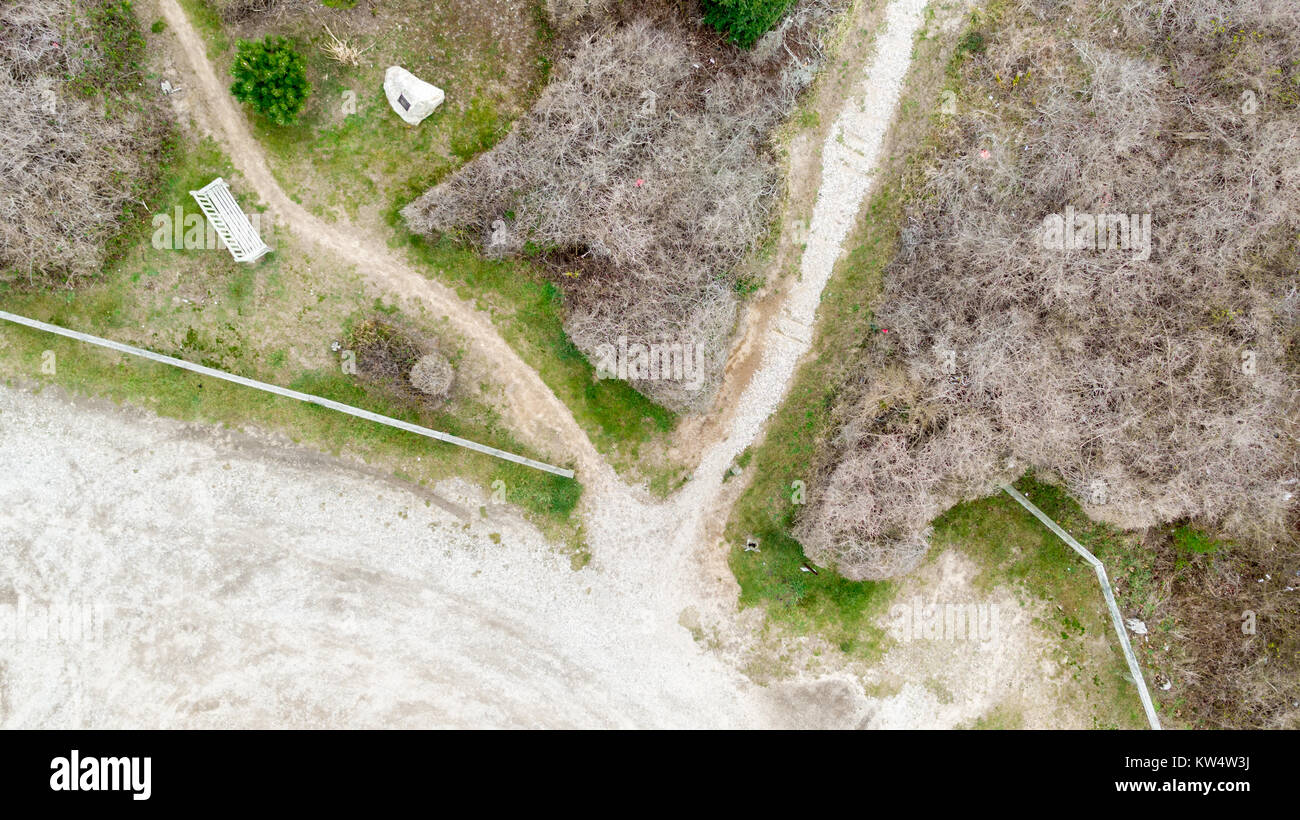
top-left (383, 66), bottom-right (445, 126)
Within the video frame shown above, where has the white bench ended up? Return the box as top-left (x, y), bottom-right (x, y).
top-left (189, 178), bottom-right (271, 263)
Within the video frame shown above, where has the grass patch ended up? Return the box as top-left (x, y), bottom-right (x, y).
top-left (729, 521), bottom-right (893, 657)
top-left (723, 181), bottom-right (903, 655)
top-left (0, 129), bottom-right (583, 545)
top-left (176, 0), bottom-right (230, 58)
top-left (392, 230), bottom-right (683, 491)
top-left (0, 326), bottom-right (580, 529)
top-left (930, 473), bottom-right (1150, 728)
top-left (215, 0), bottom-right (548, 225)
top-left (959, 701), bottom-right (1024, 729)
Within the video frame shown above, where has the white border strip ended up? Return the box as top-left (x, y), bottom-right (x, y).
top-left (1000, 483), bottom-right (1161, 729)
top-left (0, 309), bottom-right (576, 479)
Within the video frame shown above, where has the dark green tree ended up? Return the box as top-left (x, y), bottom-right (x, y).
top-left (229, 35), bottom-right (310, 125)
top-left (700, 0), bottom-right (798, 49)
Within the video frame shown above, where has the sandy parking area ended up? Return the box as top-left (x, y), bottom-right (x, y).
top-left (1, 383), bottom-right (1087, 728)
top-left (0, 384), bottom-right (789, 728)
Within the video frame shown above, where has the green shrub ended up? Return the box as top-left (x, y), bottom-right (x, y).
top-left (67, 0), bottom-right (148, 96)
top-left (151, 18), bottom-right (166, 33)
top-left (955, 29), bottom-right (986, 57)
top-left (1172, 525), bottom-right (1221, 556)
top-left (229, 35), bottom-right (310, 126)
top-left (701, 0), bottom-right (797, 48)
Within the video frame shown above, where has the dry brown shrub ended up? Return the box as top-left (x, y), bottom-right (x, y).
top-left (212, 0), bottom-right (316, 21)
top-left (319, 24), bottom-right (370, 67)
top-left (0, 0), bottom-right (168, 284)
top-left (403, 2), bottom-right (845, 411)
top-left (797, 0), bottom-right (1300, 580)
top-left (544, 0), bottom-right (617, 31)
top-left (347, 317), bottom-right (453, 406)
top-left (409, 352), bottom-right (454, 402)
top-left (1122, 521), bottom-right (1300, 729)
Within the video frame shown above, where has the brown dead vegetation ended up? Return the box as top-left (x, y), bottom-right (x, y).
top-left (403, 1), bottom-right (845, 411)
top-left (0, 0), bottom-right (168, 284)
top-left (797, 0), bottom-right (1300, 581)
top-left (1124, 521), bottom-right (1300, 729)
top-left (347, 317), bottom-right (455, 408)
top-left (211, 0), bottom-right (315, 21)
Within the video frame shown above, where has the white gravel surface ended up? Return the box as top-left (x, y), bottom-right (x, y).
top-left (0, 0), bottom-right (967, 729)
top-left (0, 386), bottom-right (776, 728)
top-left (696, 0), bottom-right (930, 487)
top-left (631, 0), bottom-right (932, 600)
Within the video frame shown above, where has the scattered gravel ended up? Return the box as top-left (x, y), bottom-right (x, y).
top-left (0, 386), bottom-right (770, 728)
top-left (0, 0), bottom-right (973, 729)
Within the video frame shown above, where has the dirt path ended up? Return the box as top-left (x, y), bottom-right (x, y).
top-left (158, 0), bottom-right (931, 653)
top-left (0, 0), bottom-right (1074, 728)
top-left (655, 0), bottom-right (933, 586)
top-left (500, 0), bottom-right (941, 715)
top-left (158, 0), bottom-right (606, 480)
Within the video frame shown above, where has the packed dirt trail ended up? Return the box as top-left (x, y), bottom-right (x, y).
top-left (162, 0), bottom-right (932, 713)
top-left (576, 0), bottom-right (933, 627)
top-left (3, 0), bottom-right (1019, 728)
top-left (157, 0), bottom-right (608, 481)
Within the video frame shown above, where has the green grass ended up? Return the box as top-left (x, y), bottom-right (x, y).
top-left (449, 96), bottom-right (509, 161)
top-left (218, 0), bottom-right (544, 225)
top-left (390, 229), bottom-right (683, 490)
top-left (0, 129), bottom-right (584, 545)
top-left (723, 182), bottom-right (904, 655)
top-left (176, 0), bottom-right (230, 58)
top-left (66, 0), bottom-right (148, 97)
top-left (1172, 524), bottom-right (1223, 556)
top-left (930, 473), bottom-right (1150, 728)
top-left (959, 702), bottom-right (1025, 729)
top-left (0, 323), bottom-right (580, 526)
top-left (729, 522), bottom-right (893, 657)
top-left (933, 476), bottom-right (1120, 612)
top-left (701, 0), bottom-right (799, 49)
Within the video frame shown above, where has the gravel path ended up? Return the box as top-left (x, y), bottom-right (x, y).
top-left (633, 0), bottom-right (933, 598)
top-left (0, 0), bottom-right (936, 728)
top-left (689, 0), bottom-right (930, 500)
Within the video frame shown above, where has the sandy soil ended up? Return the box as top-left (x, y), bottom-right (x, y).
top-left (157, 0), bottom-right (606, 479)
top-left (0, 0), bottom-right (1085, 728)
top-left (0, 383), bottom-right (1077, 729)
top-left (0, 385), bottom-right (776, 728)
top-left (859, 550), bottom-right (1088, 729)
